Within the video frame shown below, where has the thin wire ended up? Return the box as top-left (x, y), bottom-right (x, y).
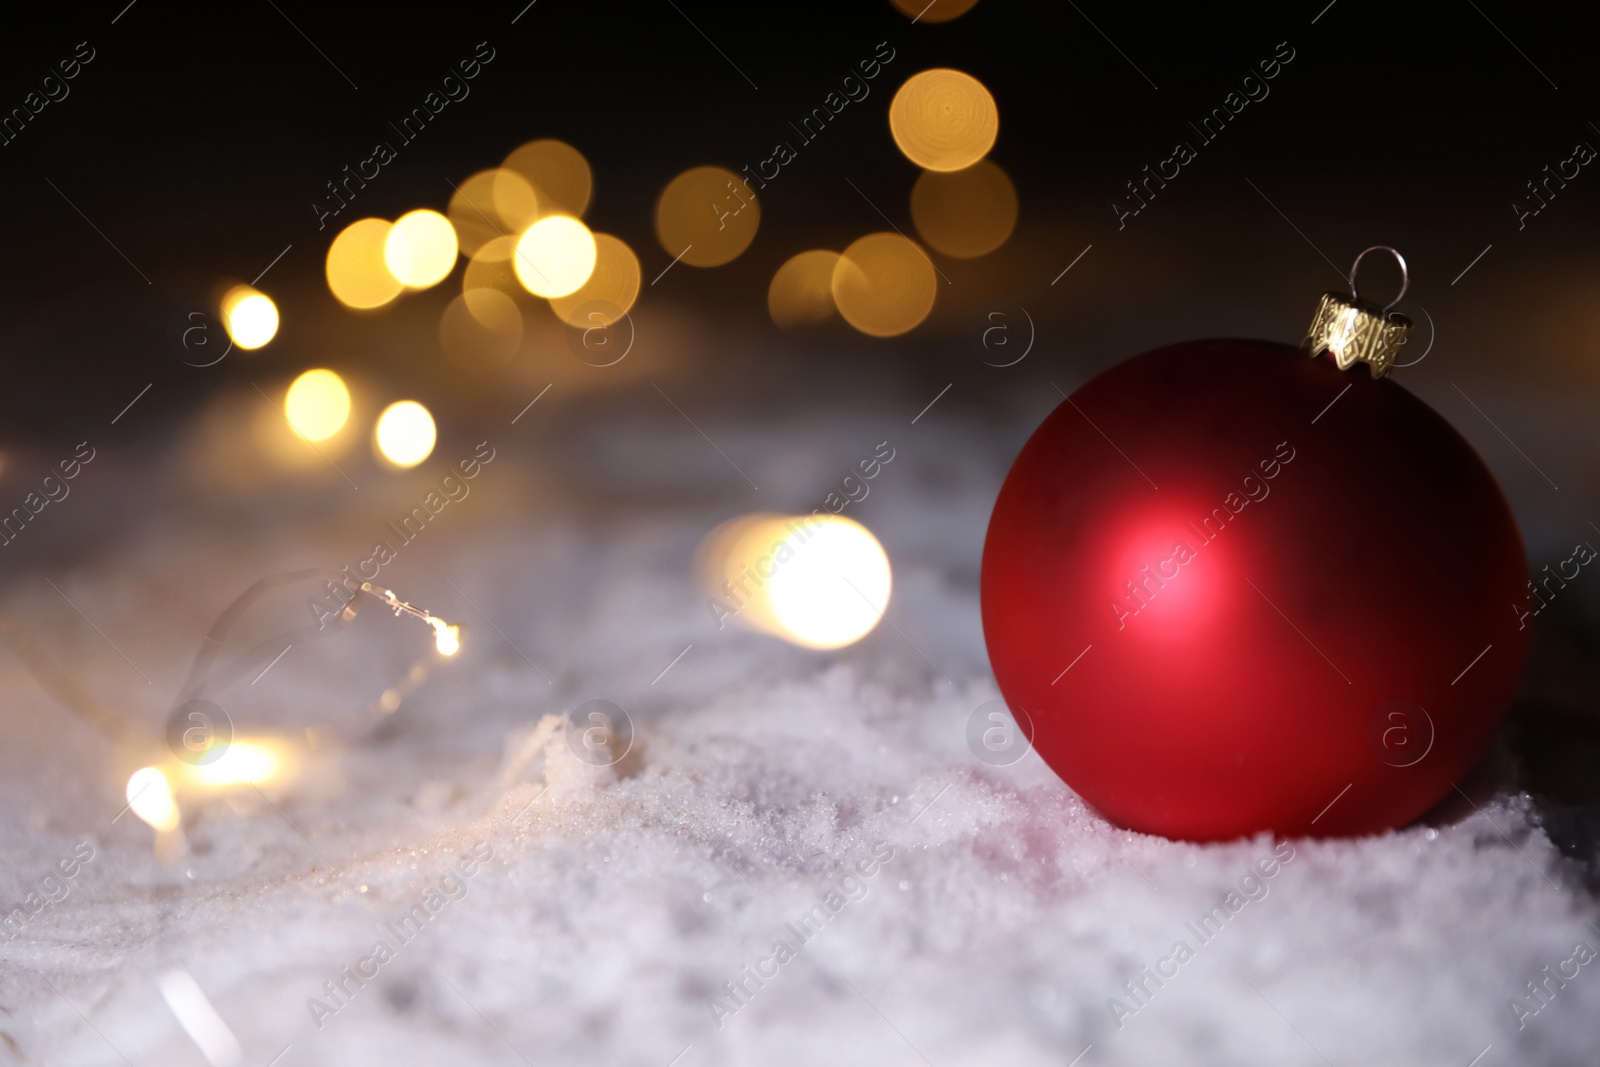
top-left (178, 569), bottom-right (353, 701)
top-left (181, 572), bottom-right (463, 732)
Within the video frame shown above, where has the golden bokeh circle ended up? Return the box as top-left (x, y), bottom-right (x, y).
top-left (654, 166), bottom-right (760, 268)
top-left (374, 400), bottom-right (437, 468)
top-left (490, 168), bottom-right (541, 233)
top-left (513, 216), bottom-right (598, 298)
top-left (448, 169), bottom-right (530, 257)
top-left (326, 218), bottom-right (403, 309)
top-left (910, 159), bottom-right (1018, 258)
top-left (768, 250), bottom-right (841, 328)
top-left (888, 68), bottom-right (999, 172)
top-left (695, 512), bottom-right (892, 650)
top-left (549, 233), bottom-right (641, 327)
top-left (221, 285), bottom-right (279, 349)
top-left (284, 369), bottom-right (351, 441)
top-left (462, 236), bottom-right (523, 310)
top-left (832, 233), bottom-right (938, 337)
top-left (889, 0), bottom-right (981, 21)
top-left (502, 139), bottom-right (592, 218)
top-left (384, 209), bottom-right (459, 288)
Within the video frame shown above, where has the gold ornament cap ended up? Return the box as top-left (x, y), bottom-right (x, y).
top-left (1303, 245), bottom-right (1414, 379)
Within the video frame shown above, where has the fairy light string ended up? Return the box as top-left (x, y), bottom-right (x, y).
top-left (8, 569), bottom-right (463, 836)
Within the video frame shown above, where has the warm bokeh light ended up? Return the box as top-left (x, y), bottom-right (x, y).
top-left (910, 158), bottom-right (1018, 258)
top-left (891, 0), bottom-right (981, 20)
top-left (462, 235), bottom-right (523, 307)
top-left (502, 138), bottom-right (593, 218)
top-left (431, 619), bottom-right (461, 656)
top-left (889, 68), bottom-right (999, 172)
top-left (654, 166), bottom-right (760, 267)
top-left (221, 285), bottom-right (279, 349)
top-left (375, 400), bottom-right (437, 467)
top-left (832, 233), bottom-right (938, 337)
top-left (284, 369), bottom-right (352, 441)
top-left (549, 233), bottom-right (641, 327)
top-left (440, 289), bottom-right (523, 367)
top-left (513, 216), bottom-right (598, 298)
top-left (448, 169), bottom-right (523, 256)
top-left (181, 739), bottom-right (283, 790)
top-left (768, 250), bottom-right (841, 327)
top-left (491, 168), bottom-right (541, 234)
top-left (127, 767), bottom-right (180, 832)
top-left (769, 516), bottom-right (892, 649)
top-left (384, 209), bottom-right (459, 288)
top-left (326, 218), bottom-right (404, 309)
top-left (697, 513), bottom-right (893, 649)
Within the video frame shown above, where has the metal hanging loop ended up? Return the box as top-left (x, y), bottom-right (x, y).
top-left (1347, 246), bottom-right (1409, 313)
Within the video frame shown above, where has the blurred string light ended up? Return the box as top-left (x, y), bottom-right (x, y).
top-left (491, 168), bottom-right (542, 233)
top-left (126, 741), bottom-right (292, 835)
top-left (890, 0), bottom-right (981, 20)
top-left (655, 165), bottom-right (760, 267)
top-left (501, 138), bottom-right (592, 219)
top-left (180, 739), bottom-right (285, 790)
top-left (910, 158), bottom-right (1017, 258)
top-left (2, 566), bottom-right (463, 846)
top-left (127, 766), bottom-right (180, 832)
top-left (220, 285), bottom-right (279, 349)
top-left (768, 250), bottom-right (841, 327)
top-left (889, 68), bottom-right (998, 172)
top-left (698, 513), bottom-right (892, 650)
top-left (432, 620), bottom-right (462, 656)
top-left (326, 218), bottom-right (404, 309)
top-left (384, 209), bottom-right (459, 288)
top-left (548, 233), bottom-right (641, 327)
top-left (374, 399), bottom-right (437, 467)
top-left (514, 216), bottom-right (598, 298)
top-left (284, 369), bottom-right (352, 441)
top-left (463, 235), bottom-right (524, 310)
top-left (358, 582), bottom-right (462, 658)
top-left (832, 233), bottom-right (938, 336)
top-left (448, 169), bottom-right (521, 256)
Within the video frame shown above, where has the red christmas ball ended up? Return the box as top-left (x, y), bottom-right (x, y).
top-left (981, 338), bottom-right (1529, 841)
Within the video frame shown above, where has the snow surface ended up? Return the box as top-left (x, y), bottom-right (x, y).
top-left (1, 383), bottom-right (1596, 1067)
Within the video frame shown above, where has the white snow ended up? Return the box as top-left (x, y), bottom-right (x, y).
top-left (0, 389), bottom-right (1595, 1067)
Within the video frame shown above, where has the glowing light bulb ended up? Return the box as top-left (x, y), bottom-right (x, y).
top-left (513, 216), bottom-right (597, 298)
top-left (547, 233), bottom-right (641, 327)
top-left (221, 286), bottom-right (279, 349)
top-left (127, 767), bottom-right (180, 832)
top-left (384, 209), bottom-right (459, 288)
top-left (326, 218), bottom-right (404, 309)
top-left (183, 740), bottom-right (281, 790)
top-left (767, 516), bottom-right (892, 649)
top-left (375, 400), bottom-right (436, 467)
top-left (889, 68), bottom-right (999, 172)
top-left (284, 369), bottom-right (351, 442)
top-left (654, 165), bottom-right (760, 267)
top-left (699, 514), bottom-right (893, 650)
top-left (832, 233), bottom-right (938, 337)
top-left (431, 619), bottom-right (461, 656)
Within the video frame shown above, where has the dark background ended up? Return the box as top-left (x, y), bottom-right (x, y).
top-left (2, 1), bottom-right (1598, 863)
top-left (4, 0), bottom-right (1598, 429)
